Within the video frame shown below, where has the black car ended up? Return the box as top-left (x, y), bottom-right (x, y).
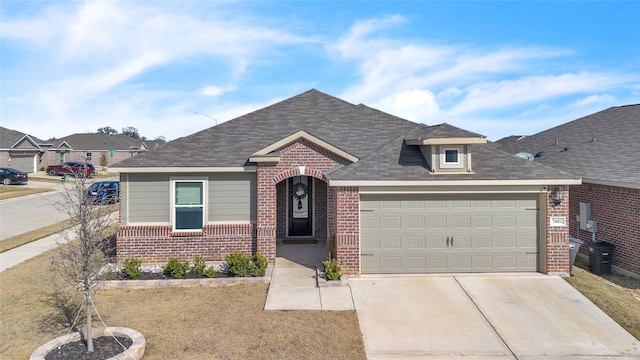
top-left (0, 167), bottom-right (29, 185)
top-left (87, 181), bottom-right (120, 204)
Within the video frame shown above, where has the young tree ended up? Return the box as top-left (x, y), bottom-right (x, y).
top-left (50, 171), bottom-right (118, 353)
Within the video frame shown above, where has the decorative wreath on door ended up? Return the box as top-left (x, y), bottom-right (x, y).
top-left (293, 183), bottom-right (309, 210)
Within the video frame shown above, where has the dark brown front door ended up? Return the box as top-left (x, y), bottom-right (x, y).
top-left (289, 176), bottom-right (312, 237)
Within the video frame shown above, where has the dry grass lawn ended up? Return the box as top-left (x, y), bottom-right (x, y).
top-left (0, 249), bottom-right (366, 359)
top-left (565, 257), bottom-right (640, 340)
top-left (0, 186), bottom-right (52, 200)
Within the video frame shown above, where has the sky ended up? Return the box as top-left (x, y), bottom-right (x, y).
top-left (1, 1), bottom-right (639, 142)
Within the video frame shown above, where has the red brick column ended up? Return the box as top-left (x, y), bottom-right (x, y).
top-left (256, 163), bottom-right (277, 262)
top-left (546, 185), bottom-right (570, 274)
top-left (335, 186), bottom-right (360, 274)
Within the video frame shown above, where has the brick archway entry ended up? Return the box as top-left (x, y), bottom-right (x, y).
top-left (254, 139), bottom-right (348, 264)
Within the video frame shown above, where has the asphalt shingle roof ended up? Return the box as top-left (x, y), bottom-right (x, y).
top-left (0, 127), bottom-right (46, 148)
top-left (49, 133), bottom-right (147, 151)
top-left (496, 104), bottom-right (640, 185)
top-left (115, 89), bottom-right (577, 182)
top-left (330, 124), bottom-right (572, 181)
top-left (116, 89), bottom-right (418, 168)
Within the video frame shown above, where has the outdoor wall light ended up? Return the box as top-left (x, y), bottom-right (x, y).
top-left (553, 185), bottom-right (565, 206)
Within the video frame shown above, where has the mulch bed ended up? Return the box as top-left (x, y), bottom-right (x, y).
top-left (45, 336), bottom-right (132, 360)
top-left (107, 270), bottom-right (234, 280)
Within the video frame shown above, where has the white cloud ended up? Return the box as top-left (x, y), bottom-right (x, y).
top-left (571, 94), bottom-right (617, 107)
top-left (197, 86), bottom-right (235, 97)
top-left (372, 89), bottom-right (439, 123)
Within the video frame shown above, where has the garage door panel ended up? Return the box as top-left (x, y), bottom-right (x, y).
top-left (383, 216), bottom-right (402, 229)
top-left (361, 194), bottom-right (539, 274)
top-left (428, 215), bottom-right (447, 229)
top-left (381, 236), bottom-right (402, 250)
top-left (452, 235), bottom-right (471, 249)
top-left (361, 235), bottom-right (380, 251)
top-left (382, 256), bottom-right (402, 271)
top-left (408, 215), bottom-right (426, 229)
top-left (361, 216), bottom-right (380, 229)
top-left (451, 215), bottom-right (471, 228)
top-left (473, 215), bottom-right (492, 228)
top-left (427, 235), bottom-right (447, 249)
top-left (407, 236), bottom-right (427, 250)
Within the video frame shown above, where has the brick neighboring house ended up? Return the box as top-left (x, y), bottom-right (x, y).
top-left (0, 126), bottom-right (50, 173)
top-left (111, 89), bottom-right (580, 275)
top-left (43, 133), bottom-right (156, 171)
top-left (497, 104), bottom-right (640, 277)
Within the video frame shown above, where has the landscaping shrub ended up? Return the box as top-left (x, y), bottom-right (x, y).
top-left (323, 258), bottom-right (342, 281)
top-left (123, 258), bottom-right (142, 279)
top-left (253, 253), bottom-right (268, 277)
top-left (192, 255), bottom-right (206, 275)
top-left (163, 258), bottom-right (190, 279)
top-left (204, 266), bottom-right (217, 278)
top-left (225, 251), bottom-right (254, 277)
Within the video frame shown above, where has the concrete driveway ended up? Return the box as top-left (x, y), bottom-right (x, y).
top-left (350, 274), bottom-right (640, 359)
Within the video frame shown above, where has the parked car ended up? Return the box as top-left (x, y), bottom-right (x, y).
top-left (46, 162), bottom-right (95, 177)
top-left (0, 167), bottom-right (29, 185)
top-left (87, 180), bottom-right (120, 204)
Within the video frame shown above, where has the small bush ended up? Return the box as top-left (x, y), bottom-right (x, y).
top-left (204, 266), bottom-right (217, 278)
top-left (123, 258), bottom-right (142, 279)
top-left (163, 258), bottom-right (190, 279)
top-left (253, 253), bottom-right (268, 277)
top-left (225, 251), bottom-right (254, 277)
top-left (192, 255), bottom-right (206, 275)
top-left (323, 258), bottom-right (342, 281)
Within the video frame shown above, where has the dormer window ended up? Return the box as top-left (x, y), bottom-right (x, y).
top-left (444, 148), bottom-right (459, 165)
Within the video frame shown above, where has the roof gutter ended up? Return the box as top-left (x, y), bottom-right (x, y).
top-left (329, 178), bottom-right (582, 187)
top-left (108, 166), bottom-right (257, 173)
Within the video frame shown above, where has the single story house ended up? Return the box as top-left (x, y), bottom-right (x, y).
top-left (111, 90), bottom-right (580, 275)
top-left (497, 104), bottom-right (640, 277)
top-left (0, 126), bottom-right (50, 173)
top-left (43, 133), bottom-right (154, 171)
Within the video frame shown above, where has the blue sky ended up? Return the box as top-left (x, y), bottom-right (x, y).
top-left (2, 1), bottom-right (639, 141)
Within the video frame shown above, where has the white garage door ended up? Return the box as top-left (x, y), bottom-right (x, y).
top-left (360, 193), bottom-right (540, 274)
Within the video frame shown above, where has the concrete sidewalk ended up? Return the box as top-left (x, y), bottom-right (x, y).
top-left (264, 242), bottom-right (354, 311)
top-left (0, 232), bottom-right (64, 272)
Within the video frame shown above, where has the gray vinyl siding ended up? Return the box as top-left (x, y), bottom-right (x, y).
top-left (123, 172), bottom-right (256, 225)
top-left (209, 173), bottom-right (256, 223)
top-left (126, 173), bottom-right (171, 223)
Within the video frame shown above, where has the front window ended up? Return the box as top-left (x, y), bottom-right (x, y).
top-left (86, 152), bottom-right (92, 161)
top-left (173, 181), bottom-right (205, 231)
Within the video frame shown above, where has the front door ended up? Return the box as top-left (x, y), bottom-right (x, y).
top-left (289, 176), bottom-right (313, 237)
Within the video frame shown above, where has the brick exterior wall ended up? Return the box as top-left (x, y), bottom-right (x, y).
top-left (256, 139), bottom-right (351, 263)
top-left (569, 183), bottom-right (640, 276)
top-left (546, 185), bottom-right (570, 275)
top-left (117, 224), bottom-right (255, 263)
top-left (335, 187), bottom-right (360, 274)
top-left (276, 181), bottom-right (287, 241)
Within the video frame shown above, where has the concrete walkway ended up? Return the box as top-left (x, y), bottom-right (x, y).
top-left (0, 232), bottom-right (65, 272)
top-left (264, 242), bottom-right (355, 310)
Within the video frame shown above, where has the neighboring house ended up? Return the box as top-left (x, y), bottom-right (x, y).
top-left (43, 133), bottom-right (151, 170)
top-left (497, 104), bottom-right (640, 277)
top-left (111, 90), bottom-right (580, 275)
top-left (0, 126), bottom-right (50, 173)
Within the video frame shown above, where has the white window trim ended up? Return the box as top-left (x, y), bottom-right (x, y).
top-left (171, 179), bottom-right (206, 232)
top-left (441, 146), bottom-right (462, 168)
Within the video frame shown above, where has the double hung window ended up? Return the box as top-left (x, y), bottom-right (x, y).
top-left (173, 181), bottom-right (205, 231)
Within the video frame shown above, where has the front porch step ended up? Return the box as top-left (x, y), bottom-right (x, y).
top-left (283, 238), bottom-right (317, 244)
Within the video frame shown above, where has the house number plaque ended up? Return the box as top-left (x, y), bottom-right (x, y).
top-left (550, 216), bottom-right (566, 227)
